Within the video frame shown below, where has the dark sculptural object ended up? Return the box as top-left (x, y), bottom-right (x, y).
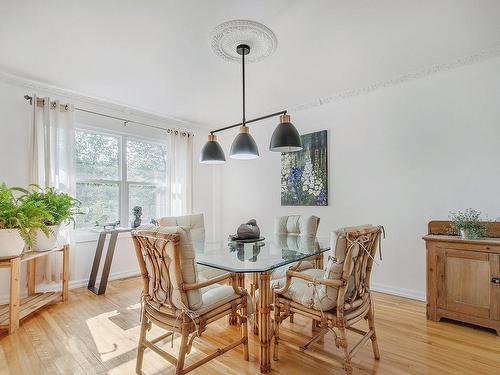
top-left (132, 206), bottom-right (143, 228)
top-left (232, 219), bottom-right (260, 240)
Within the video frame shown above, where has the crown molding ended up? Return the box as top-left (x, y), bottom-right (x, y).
top-left (291, 44), bottom-right (500, 113)
top-left (0, 70), bottom-right (203, 130)
top-left (2, 43), bottom-right (499, 127)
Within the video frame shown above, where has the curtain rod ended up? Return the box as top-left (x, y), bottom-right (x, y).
top-left (23, 95), bottom-right (193, 136)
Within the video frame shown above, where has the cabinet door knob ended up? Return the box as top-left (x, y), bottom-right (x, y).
top-left (492, 277), bottom-right (500, 285)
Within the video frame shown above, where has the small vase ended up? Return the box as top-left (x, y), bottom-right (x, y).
top-left (460, 229), bottom-right (478, 240)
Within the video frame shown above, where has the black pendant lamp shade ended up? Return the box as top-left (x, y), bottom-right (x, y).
top-left (200, 134), bottom-right (226, 164)
top-left (269, 114), bottom-right (302, 152)
top-left (229, 126), bottom-right (259, 159)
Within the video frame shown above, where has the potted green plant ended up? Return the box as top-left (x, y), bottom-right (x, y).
top-left (0, 184), bottom-right (52, 257)
top-left (20, 185), bottom-right (82, 251)
top-left (449, 208), bottom-right (487, 240)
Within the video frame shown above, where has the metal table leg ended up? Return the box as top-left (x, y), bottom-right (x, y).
top-left (88, 232), bottom-right (107, 293)
top-left (88, 231), bottom-right (119, 295)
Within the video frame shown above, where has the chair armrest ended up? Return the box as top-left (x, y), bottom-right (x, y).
top-left (274, 270), bottom-right (345, 295)
top-left (288, 260), bottom-right (303, 271)
top-left (183, 272), bottom-right (232, 290)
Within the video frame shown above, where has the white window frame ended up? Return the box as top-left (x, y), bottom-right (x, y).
top-left (75, 124), bottom-right (168, 229)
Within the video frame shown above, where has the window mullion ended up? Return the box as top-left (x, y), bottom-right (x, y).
top-left (121, 136), bottom-right (129, 227)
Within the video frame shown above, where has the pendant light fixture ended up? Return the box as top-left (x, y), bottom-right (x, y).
top-left (269, 113), bottom-right (302, 152)
top-left (229, 44), bottom-right (259, 159)
top-left (199, 134), bottom-right (226, 164)
top-left (200, 34), bottom-right (303, 164)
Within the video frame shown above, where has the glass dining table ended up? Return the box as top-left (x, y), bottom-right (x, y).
top-left (192, 234), bottom-right (331, 373)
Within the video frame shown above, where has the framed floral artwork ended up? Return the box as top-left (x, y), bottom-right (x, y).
top-left (281, 130), bottom-right (328, 206)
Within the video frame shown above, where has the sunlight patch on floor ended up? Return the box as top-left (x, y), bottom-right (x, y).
top-left (106, 333), bottom-right (209, 375)
top-left (86, 309), bottom-right (143, 362)
top-left (85, 306), bottom-right (214, 373)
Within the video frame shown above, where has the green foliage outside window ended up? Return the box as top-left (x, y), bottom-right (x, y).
top-left (74, 130), bottom-right (167, 228)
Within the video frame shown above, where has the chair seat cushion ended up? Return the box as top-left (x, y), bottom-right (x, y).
top-left (193, 284), bottom-right (241, 315)
top-left (274, 269), bottom-right (340, 311)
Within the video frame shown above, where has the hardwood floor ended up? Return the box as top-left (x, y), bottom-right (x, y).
top-left (1, 277), bottom-right (499, 375)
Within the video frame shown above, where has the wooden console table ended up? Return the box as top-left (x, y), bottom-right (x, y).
top-left (0, 245), bottom-right (69, 335)
top-left (424, 221), bottom-right (500, 335)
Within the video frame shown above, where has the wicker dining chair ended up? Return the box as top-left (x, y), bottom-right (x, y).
top-left (271, 215), bottom-right (322, 277)
top-left (251, 215), bottom-right (320, 332)
top-left (273, 225), bottom-right (384, 374)
top-left (157, 213), bottom-right (227, 280)
top-left (132, 226), bottom-right (249, 375)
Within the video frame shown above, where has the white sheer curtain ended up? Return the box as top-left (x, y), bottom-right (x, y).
top-left (166, 130), bottom-right (193, 216)
top-left (30, 95), bottom-right (75, 283)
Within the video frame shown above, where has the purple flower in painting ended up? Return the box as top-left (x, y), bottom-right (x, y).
top-left (287, 166), bottom-right (304, 200)
top-left (289, 166), bottom-right (303, 182)
top-left (315, 189), bottom-right (327, 205)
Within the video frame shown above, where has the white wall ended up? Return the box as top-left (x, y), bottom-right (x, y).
top-left (1, 56), bottom-right (499, 303)
top-left (0, 77), bottom-right (214, 301)
top-left (208, 57), bottom-right (500, 300)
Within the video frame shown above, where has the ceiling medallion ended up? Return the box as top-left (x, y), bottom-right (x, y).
top-left (210, 20), bottom-right (277, 63)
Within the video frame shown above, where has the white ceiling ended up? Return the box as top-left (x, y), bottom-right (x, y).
top-left (1, 0), bottom-right (499, 128)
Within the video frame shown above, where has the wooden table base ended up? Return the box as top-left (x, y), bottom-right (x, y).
top-left (258, 271), bottom-right (271, 373)
top-left (229, 273), bottom-right (246, 325)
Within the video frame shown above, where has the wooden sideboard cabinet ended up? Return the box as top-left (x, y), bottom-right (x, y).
top-left (423, 221), bottom-right (500, 335)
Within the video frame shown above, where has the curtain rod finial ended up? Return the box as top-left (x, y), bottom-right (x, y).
top-left (24, 95), bottom-right (33, 105)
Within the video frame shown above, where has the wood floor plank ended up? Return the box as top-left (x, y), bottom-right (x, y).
top-left (1, 277), bottom-right (499, 374)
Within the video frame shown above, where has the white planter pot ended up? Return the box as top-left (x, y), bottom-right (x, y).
top-left (460, 228), bottom-right (478, 240)
top-left (31, 225), bottom-right (61, 252)
top-left (0, 229), bottom-right (26, 258)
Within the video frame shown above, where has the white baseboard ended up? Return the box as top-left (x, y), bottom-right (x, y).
top-left (0, 268), bottom-right (141, 304)
top-left (371, 282), bottom-right (426, 301)
top-left (67, 269), bottom-right (141, 291)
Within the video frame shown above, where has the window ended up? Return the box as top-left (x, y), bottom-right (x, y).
top-left (75, 128), bottom-right (167, 228)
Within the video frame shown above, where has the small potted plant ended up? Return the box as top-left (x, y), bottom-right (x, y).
top-left (0, 184), bottom-right (52, 258)
top-left (449, 208), bottom-right (487, 240)
top-left (21, 185), bottom-right (82, 251)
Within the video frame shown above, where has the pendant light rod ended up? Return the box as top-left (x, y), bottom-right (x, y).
top-left (242, 44), bottom-right (246, 125)
top-left (210, 109), bottom-right (288, 135)
top-left (208, 43), bottom-right (286, 135)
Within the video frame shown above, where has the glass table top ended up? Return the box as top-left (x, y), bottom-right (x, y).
top-left (193, 234), bottom-right (330, 273)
